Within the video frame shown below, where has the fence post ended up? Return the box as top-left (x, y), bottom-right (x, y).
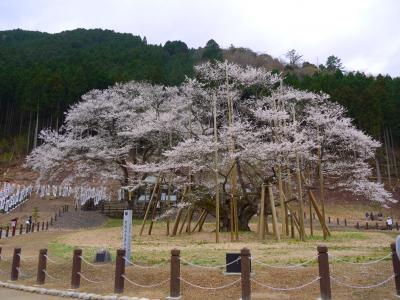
top-left (391, 243), bottom-right (400, 296)
top-left (19, 224), bottom-right (23, 235)
top-left (317, 245), bottom-right (331, 300)
top-left (328, 217), bottom-right (331, 224)
top-left (5, 226), bottom-right (9, 237)
top-left (26, 224), bottom-right (30, 234)
top-left (54, 214), bottom-right (57, 222)
top-left (114, 249), bottom-right (125, 293)
top-left (46, 221), bottom-right (49, 230)
top-left (356, 222), bottom-right (359, 229)
top-left (37, 249), bottom-right (47, 285)
top-left (37, 222), bottom-right (40, 232)
top-left (11, 248), bottom-right (21, 281)
top-left (169, 249), bottom-right (181, 299)
top-left (42, 222), bottom-right (44, 231)
top-left (71, 249), bottom-right (82, 289)
top-left (12, 225), bottom-right (16, 236)
top-left (344, 219), bottom-right (347, 227)
top-left (31, 223), bottom-right (35, 232)
top-left (50, 217), bottom-right (53, 226)
top-left (366, 222), bottom-right (368, 230)
top-left (241, 247), bottom-right (251, 300)
top-left (336, 218), bottom-right (339, 225)
top-left (0, 227), bottom-right (2, 239)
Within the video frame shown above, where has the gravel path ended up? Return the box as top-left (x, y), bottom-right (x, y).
top-left (0, 287), bottom-right (65, 300)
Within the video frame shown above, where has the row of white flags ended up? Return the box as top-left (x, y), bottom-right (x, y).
top-left (1, 182), bottom-right (111, 214)
top-left (35, 184), bottom-right (110, 206)
top-left (0, 182), bottom-right (33, 213)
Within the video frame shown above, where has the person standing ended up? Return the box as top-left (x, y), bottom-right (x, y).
top-left (387, 216), bottom-right (393, 230)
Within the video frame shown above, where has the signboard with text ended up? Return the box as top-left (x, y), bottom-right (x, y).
top-left (123, 210), bottom-right (132, 265)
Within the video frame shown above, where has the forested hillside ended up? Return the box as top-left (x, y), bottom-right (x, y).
top-left (0, 28), bottom-right (399, 176)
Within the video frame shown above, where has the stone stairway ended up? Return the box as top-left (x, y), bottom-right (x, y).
top-left (52, 210), bottom-right (107, 230)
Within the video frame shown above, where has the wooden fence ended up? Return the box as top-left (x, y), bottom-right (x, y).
top-left (0, 242), bottom-right (399, 300)
top-left (0, 205), bottom-right (69, 239)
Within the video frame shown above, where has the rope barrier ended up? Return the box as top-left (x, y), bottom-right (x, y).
top-left (79, 256), bottom-right (107, 268)
top-left (330, 274), bottom-right (394, 289)
top-left (179, 276), bottom-right (241, 290)
top-left (123, 257), bottom-right (165, 269)
top-left (251, 256), bottom-right (316, 269)
top-left (0, 255), bottom-right (8, 262)
top-left (43, 269), bottom-right (61, 281)
top-left (251, 276), bottom-right (321, 291)
top-left (329, 253), bottom-right (391, 265)
top-left (44, 254), bottom-right (61, 264)
top-left (17, 253), bottom-right (35, 261)
top-left (179, 257), bottom-right (241, 269)
top-left (122, 274), bottom-right (169, 288)
top-left (16, 267), bottom-right (32, 277)
top-left (77, 272), bottom-right (106, 284)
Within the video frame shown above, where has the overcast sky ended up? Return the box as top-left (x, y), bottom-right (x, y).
top-left (1, 0), bottom-right (399, 76)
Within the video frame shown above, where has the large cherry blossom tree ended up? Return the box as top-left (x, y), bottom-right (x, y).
top-left (26, 61), bottom-right (393, 231)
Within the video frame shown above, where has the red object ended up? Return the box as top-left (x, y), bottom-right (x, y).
top-left (10, 218), bottom-right (18, 236)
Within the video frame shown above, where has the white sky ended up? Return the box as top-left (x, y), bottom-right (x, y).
top-left (1, 0), bottom-right (399, 76)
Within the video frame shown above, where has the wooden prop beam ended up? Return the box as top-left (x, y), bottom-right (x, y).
top-left (139, 173), bottom-right (161, 236)
top-left (268, 184), bottom-right (280, 241)
top-left (308, 190), bottom-right (331, 236)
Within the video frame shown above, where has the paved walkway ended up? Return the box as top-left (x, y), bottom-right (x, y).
top-left (0, 287), bottom-right (65, 299)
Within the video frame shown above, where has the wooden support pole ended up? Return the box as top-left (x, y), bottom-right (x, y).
top-left (241, 248), bottom-right (251, 300)
top-left (19, 224), bottom-right (23, 235)
top-left (259, 184), bottom-right (266, 240)
top-left (268, 184), bottom-right (280, 241)
top-left (6, 226), bottom-right (9, 237)
top-left (192, 210), bottom-right (206, 232)
top-left (198, 211), bottom-right (208, 232)
top-left (308, 191), bottom-right (331, 236)
top-left (114, 249), bottom-right (125, 293)
top-left (309, 197), bottom-right (313, 237)
top-left (318, 245), bottom-right (331, 300)
top-left (290, 214), bottom-right (295, 238)
top-left (11, 248), bottom-right (21, 281)
top-left (296, 154), bottom-right (305, 241)
top-left (36, 249), bottom-right (47, 285)
top-left (71, 249), bottom-right (82, 289)
top-left (178, 208), bottom-right (189, 234)
top-left (139, 173), bottom-right (161, 236)
top-left (170, 249), bottom-right (181, 299)
top-left (185, 207), bottom-right (194, 234)
top-left (277, 165), bottom-right (286, 237)
top-left (171, 208), bottom-right (183, 237)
